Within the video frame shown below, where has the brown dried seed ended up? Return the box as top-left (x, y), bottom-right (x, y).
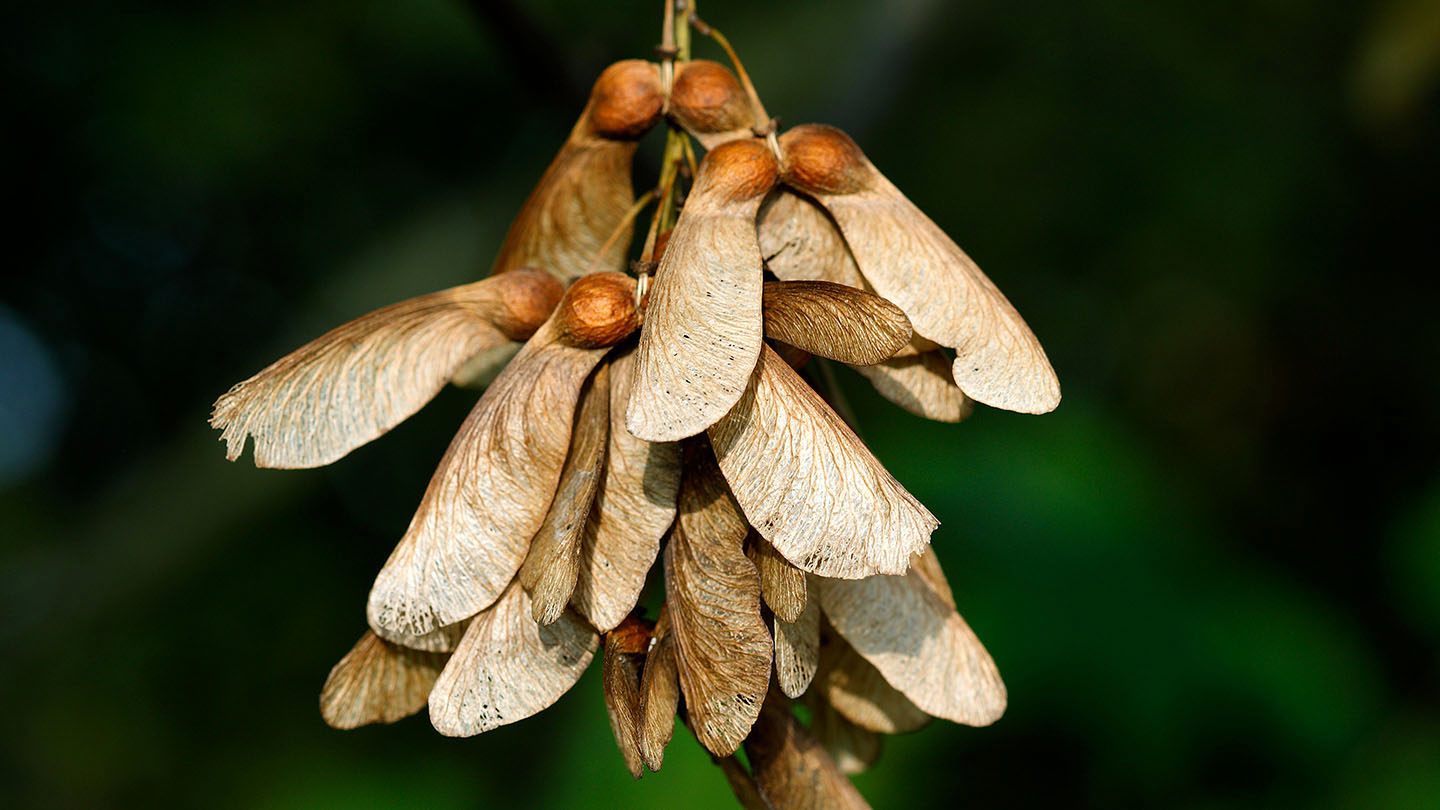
top-left (487, 266), bottom-right (567, 340)
top-left (556, 272), bottom-right (640, 349)
top-left (602, 617), bottom-right (651, 779)
top-left (779, 123), bottom-right (869, 196)
top-left (589, 60), bottom-right (665, 140)
top-left (702, 138), bottom-right (780, 202)
top-left (319, 631), bottom-right (447, 730)
top-left (669, 60), bottom-right (757, 148)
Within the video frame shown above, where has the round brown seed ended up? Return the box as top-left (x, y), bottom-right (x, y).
top-left (489, 267), bottom-right (565, 341)
top-left (697, 139), bottom-right (779, 203)
top-left (556, 272), bottom-right (640, 348)
top-left (779, 124), bottom-right (869, 195)
top-left (589, 60), bottom-right (664, 140)
top-left (670, 60), bottom-right (752, 134)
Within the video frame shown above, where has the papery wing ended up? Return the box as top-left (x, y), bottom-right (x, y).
top-left (211, 269), bottom-right (560, 468)
top-left (428, 581), bottom-right (598, 736)
top-left (572, 347), bottom-right (681, 631)
top-left (519, 364), bottom-right (610, 625)
top-left (819, 569), bottom-right (1006, 726)
top-left (709, 346), bottom-right (937, 579)
top-left (664, 442), bottom-right (771, 756)
top-left (367, 320), bottom-right (608, 638)
top-left (762, 280), bottom-right (911, 365)
top-left (319, 631), bottom-right (447, 729)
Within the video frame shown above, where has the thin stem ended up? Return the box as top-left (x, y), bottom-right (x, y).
top-left (688, 13), bottom-right (770, 129)
top-left (638, 0), bottom-right (698, 309)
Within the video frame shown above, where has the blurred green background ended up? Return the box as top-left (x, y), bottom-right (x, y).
top-left (4, 0), bottom-right (1439, 807)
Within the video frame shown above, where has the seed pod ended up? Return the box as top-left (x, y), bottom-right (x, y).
top-left (428, 581), bottom-right (598, 737)
top-left (367, 289), bottom-right (619, 640)
top-left (601, 616), bottom-right (652, 779)
top-left (664, 439), bottom-right (771, 756)
top-left (211, 267), bottom-right (563, 469)
top-left (590, 59), bottom-right (666, 139)
top-left (779, 123), bottom-right (1061, 414)
top-left (818, 566), bottom-right (1006, 727)
top-left (773, 576), bottom-right (820, 698)
top-left (708, 346), bottom-right (937, 579)
top-left (669, 60), bottom-right (758, 148)
top-left (628, 139), bottom-right (778, 442)
top-left (637, 606), bottom-right (680, 771)
top-left (519, 364), bottom-right (611, 625)
top-left (319, 631), bottom-right (448, 730)
top-left (555, 272), bottom-right (641, 349)
top-left (571, 345), bottom-right (682, 633)
top-left (492, 61), bottom-right (663, 283)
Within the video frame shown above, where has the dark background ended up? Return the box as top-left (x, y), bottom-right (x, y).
top-left (4, 0), bottom-right (1438, 807)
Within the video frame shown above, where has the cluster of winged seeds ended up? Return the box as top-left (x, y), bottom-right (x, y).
top-left (212, 41), bottom-right (1058, 810)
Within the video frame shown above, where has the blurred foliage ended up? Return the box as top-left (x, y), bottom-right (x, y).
top-left (3, 0), bottom-right (1437, 808)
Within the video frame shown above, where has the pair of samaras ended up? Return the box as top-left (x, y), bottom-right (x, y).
top-left (628, 125), bottom-right (1060, 447)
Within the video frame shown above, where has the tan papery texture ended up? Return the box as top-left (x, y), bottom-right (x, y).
top-left (809, 697), bottom-right (883, 775)
top-left (817, 634), bottom-right (929, 734)
top-left (761, 280), bottom-right (911, 365)
top-left (854, 345), bottom-right (974, 422)
top-left (747, 533), bottom-right (807, 623)
top-left (627, 140), bottom-right (778, 442)
top-left (373, 619), bottom-right (468, 654)
top-left (911, 545), bottom-right (956, 608)
top-left (773, 576), bottom-right (820, 698)
top-left (572, 346), bottom-right (681, 631)
top-left (212, 268), bottom-right (562, 469)
top-left (744, 692), bottom-right (872, 810)
top-left (757, 187), bottom-right (864, 286)
top-left (757, 190), bottom-right (974, 421)
top-left (428, 580), bottom-right (598, 736)
top-left (367, 316), bottom-right (609, 640)
top-left (519, 364), bottom-right (611, 625)
top-left (637, 607), bottom-right (680, 771)
top-left (779, 124), bottom-right (1060, 414)
top-left (601, 625), bottom-right (646, 779)
top-left (709, 345), bottom-right (938, 578)
top-left (664, 441), bottom-right (772, 756)
top-left (319, 631), bottom-right (447, 730)
top-left (490, 63), bottom-right (660, 283)
top-left (819, 568), bottom-right (1007, 726)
